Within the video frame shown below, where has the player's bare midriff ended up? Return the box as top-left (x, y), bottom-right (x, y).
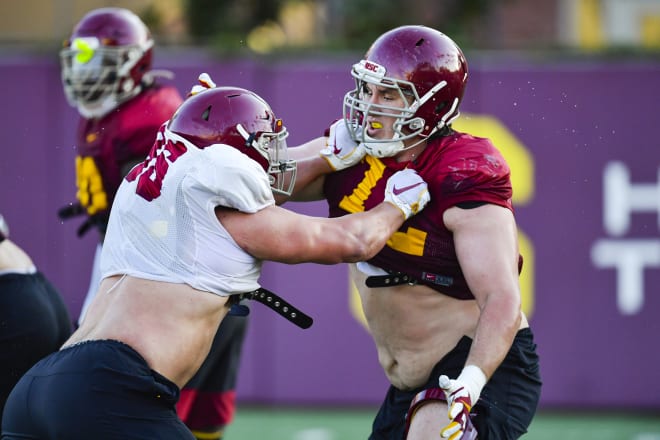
top-left (62, 275), bottom-right (230, 388)
top-left (349, 264), bottom-right (529, 391)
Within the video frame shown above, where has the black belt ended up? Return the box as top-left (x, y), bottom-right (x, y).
top-left (228, 287), bottom-right (313, 329)
top-left (366, 271), bottom-right (454, 288)
top-left (366, 272), bottom-right (418, 288)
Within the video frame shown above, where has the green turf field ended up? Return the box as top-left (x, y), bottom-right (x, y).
top-left (225, 406), bottom-right (660, 439)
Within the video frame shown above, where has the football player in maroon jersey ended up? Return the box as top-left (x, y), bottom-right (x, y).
top-left (289, 25), bottom-right (542, 439)
top-left (56, 9), bottom-right (246, 440)
top-left (58, 7), bottom-right (182, 323)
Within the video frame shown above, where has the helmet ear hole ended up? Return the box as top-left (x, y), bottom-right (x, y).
top-left (409, 119), bottom-right (424, 130)
top-left (434, 101), bottom-right (447, 114)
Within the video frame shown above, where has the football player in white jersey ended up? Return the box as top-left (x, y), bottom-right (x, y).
top-left (1, 76), bottom-right (430, 439)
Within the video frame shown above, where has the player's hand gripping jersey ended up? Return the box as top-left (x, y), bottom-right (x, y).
top-left (323, 130), bottom-right (521, 300)
top-left (101, 124), bottom-right (275, 296)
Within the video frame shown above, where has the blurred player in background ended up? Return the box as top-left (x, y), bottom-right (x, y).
top-left (289, 25), bottom-right (542, 439)
top-left (0, 214), bottom-right (72, 429)
top-left (1, 78), bottom-right (430, 438)
top-left (57, 9), bottom-right (246, 439)
top-left (58, 7), bottom-right (182, 324)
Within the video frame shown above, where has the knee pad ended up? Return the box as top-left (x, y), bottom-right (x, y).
top-left (404, 387), bottom-right (478, 439)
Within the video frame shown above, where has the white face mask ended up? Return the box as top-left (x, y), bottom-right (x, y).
top-left (60, 37), bottom-right (151, 118)
top-left (342, 60), bottom-right (451, 158)
top-left (236, 122), bottom-right (297, 196)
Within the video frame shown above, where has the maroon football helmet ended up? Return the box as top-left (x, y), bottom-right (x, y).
top-left (343, 25), bottom-right (469, 157)
top-left (60, 7), bottom-right (154, 118)
top-left (168, 86), bottom-right (296, 196)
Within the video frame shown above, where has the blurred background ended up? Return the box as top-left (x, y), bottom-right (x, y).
top-left (3, 0), bottom-right (660, 52)
top-left (1, 0), bottom-right (659, 438)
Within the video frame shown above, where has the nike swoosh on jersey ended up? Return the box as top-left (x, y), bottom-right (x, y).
top-left (392, 182), bottom-right (424, 195)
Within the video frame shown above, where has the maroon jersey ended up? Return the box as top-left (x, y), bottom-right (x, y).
top-left (73, 84), bottom-right (183, 223)
top-left (323, 130), bottom-right (520, 300)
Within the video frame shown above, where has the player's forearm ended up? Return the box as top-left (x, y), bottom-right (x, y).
top-left (336, 203), bottom-right (404, 262)
top-left (292, 157), bottom-right (331, 201)
top-left (466, 295), bottom-right (521, 379)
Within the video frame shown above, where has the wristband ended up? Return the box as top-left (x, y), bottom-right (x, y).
top-left (457, 364), bottom-right (487, 404)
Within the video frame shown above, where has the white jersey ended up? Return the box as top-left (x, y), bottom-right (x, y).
top-left (100, 126), bottom-right (275, 296)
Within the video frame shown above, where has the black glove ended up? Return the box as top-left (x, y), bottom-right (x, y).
top-left (76, 213), bottom-right (109, 237)
top-left (57, 203), bottom-right (85, 220)
top-left (58, 203), bottom-right (108, 237)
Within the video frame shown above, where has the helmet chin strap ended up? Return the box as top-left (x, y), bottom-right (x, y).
top-left (236, 123), bottom-right (272, 165)
top-left (77, 97), bottom-right (118, 119)
top-left (362, 94), bottom-right (446, 158)
top-left (77, 83), bottom-right (143, 119)
top-left (363, 135), bottom-right (404, 158)
top-left (363, 130), bottom-right (431, 159)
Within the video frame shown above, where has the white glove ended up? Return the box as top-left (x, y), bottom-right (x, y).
top-left (189, 72), bottom-right (217, 96)
top-left (438, 365), bottom-right (486, 440)
top-left (319, 119), bottom-right (366, 171)
top-left (384, 168), bottom-right (430, 220)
